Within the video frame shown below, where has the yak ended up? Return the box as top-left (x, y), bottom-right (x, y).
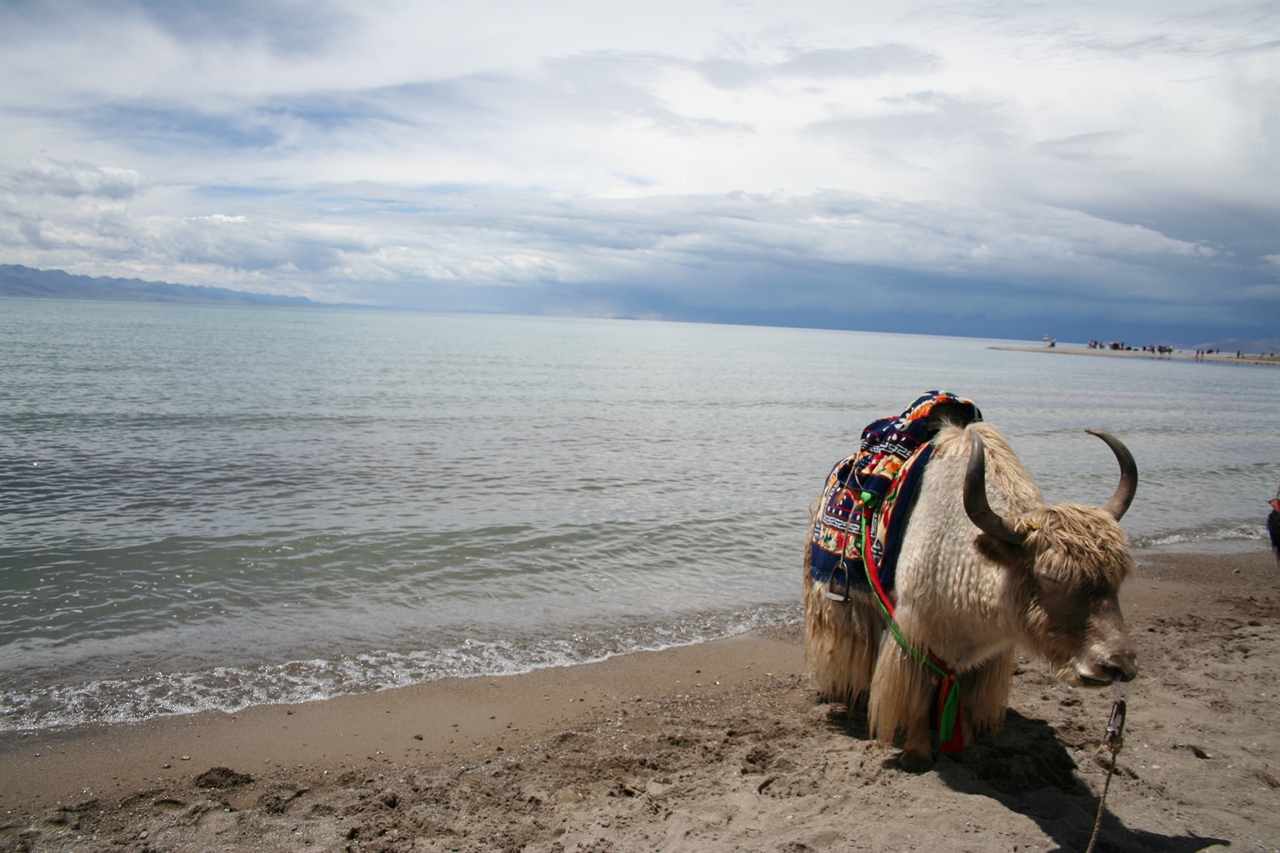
top-left (803, 420), bottom-right (1138, 772)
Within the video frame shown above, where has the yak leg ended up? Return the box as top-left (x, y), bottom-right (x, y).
top-left (900, 705), bottom-right (934, 773)
top-left (892, 651), bottom-right (1013, 769)
top-left (959, 649), bottom-right (1015, 743)
top-left (868, 640), bottom-right (936, 773)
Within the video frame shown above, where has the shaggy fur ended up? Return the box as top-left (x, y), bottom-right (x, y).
top-left (803, 422), bottom-right (1136, 769)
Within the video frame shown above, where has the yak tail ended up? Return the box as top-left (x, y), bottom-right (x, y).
top-left (802, 496), bottom-right (882, 705)
top-left (802, 575), bottom-right (882, 705)
top-left (868, 640), bottom-right (933, 745)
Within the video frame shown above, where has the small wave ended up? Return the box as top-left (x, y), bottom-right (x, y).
top-left (1132, 523), bottom-right (1266, 549)
top-left (0, 603), bottom-right (800, 732)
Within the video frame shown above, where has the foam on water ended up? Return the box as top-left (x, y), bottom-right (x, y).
top-left (1, 603), bottom-right (799, 731)
top-left (1134, 523), bottom-right (1269, 550)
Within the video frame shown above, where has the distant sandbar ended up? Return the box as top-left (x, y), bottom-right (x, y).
top-left (990, 345), bottom-right (1279, 366)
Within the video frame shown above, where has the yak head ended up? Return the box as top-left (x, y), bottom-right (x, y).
top-left (965, 428), bottom-right (1139, 687)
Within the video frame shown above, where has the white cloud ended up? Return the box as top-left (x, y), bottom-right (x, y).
top-left (0, 1), bottom-right (1275, 340)
top-left (5, 158), bottom-right (145, 200)
top-left (0, 171), bottom-right (1225, 300)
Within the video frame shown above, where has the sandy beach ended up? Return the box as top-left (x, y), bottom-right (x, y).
top-left (2, 547), bottom-right (1277, 853)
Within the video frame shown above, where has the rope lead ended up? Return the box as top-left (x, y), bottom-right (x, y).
top-left (1085, 681), bottom-right (1130, 853)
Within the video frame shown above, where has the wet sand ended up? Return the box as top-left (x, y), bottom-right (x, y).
top-left (2, 548), bottom-right (1277, 852)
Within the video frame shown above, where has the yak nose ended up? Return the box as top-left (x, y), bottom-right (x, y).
top-left (1102, 649), bottom-right (1138, 683)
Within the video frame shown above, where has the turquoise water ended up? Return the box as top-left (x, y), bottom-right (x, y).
top-left (1, 298), bottom-right (1276, 730)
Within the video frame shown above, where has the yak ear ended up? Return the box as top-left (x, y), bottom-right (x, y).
top-left (974, 530), bottom-right (1026, 569)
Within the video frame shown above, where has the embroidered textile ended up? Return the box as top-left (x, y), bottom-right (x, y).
top-left (808, 391), bottom-right (981, 593)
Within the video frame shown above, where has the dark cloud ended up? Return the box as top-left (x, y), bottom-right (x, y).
top-left (432, 190), bottom-right (1270, 344)
top-left (6, 173), bottom-right (1273, 345)
top-left (250, 187), bottom-right (1272, 339)
top-left (379, 259), bottom-right (1258, 348)
top-left (1060, 193), bottom-right (1280, 273)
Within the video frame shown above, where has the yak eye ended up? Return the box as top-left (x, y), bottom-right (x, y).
top-left (1038, 574), bottom-right (1065, 591)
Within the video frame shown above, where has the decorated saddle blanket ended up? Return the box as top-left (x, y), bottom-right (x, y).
top-left (808, 391), bottom-right (982, 594)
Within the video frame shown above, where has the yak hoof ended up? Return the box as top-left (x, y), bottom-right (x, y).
top-left (898, 749), bottom-right (934, 774)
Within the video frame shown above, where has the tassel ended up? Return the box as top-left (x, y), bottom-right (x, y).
top-left (938, 675), bottom-right (965, 753)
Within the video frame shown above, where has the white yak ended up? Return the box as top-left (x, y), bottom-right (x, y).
top-left (803, 421), bottom-right (1138, 772)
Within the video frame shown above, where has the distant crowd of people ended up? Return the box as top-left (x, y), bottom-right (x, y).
top-left (1070, 338), bottom-right (1280, 358)
top-left (1085, 340), bottom-right (1173, 355)
top-left (1077, 341), bottom-right (1278, 360)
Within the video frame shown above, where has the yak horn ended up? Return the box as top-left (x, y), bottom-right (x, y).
top-left (964, 430), bottom-right (1026, 546)
top-left (1085, 430), bottom-right (1138, 520)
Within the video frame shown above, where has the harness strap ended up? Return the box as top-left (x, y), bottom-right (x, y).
top-left (859, 485), bottom-right (965, 753)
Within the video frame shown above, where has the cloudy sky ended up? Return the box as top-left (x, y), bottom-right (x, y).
top-left (2, 1), bottom-right (1277, 343)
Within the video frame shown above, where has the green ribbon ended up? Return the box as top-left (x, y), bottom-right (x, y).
top-left (938, 676), bottom-right (959, 743)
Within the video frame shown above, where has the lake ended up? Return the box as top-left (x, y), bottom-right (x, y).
top-left (1, 297), bottom-right (1275, 730)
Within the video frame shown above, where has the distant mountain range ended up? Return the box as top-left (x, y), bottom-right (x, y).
top-left (0, 264), bottom-right (334, 307)
top-left (4, 264), bottom-right (1275, 351)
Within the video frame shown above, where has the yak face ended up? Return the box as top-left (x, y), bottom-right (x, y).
top-left (964, 428), bottom-right (1140, 688)
top-left (1020, 504), bottom-right (1138, 687)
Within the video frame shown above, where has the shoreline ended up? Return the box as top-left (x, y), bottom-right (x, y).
top-left (0, 540), bottom-right (1265, 741)
top-left (2, 547), bottom-right (1276, 852)
top-left (990, 344), bottom-right (1280, 366)
top-left (0, 632), bottom-right (805, 816)
top-left (3, 539), bottom-right (1266, 736)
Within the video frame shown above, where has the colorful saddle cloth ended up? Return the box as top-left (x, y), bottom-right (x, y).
top-left (808, 391), bottom-right (981, 594)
